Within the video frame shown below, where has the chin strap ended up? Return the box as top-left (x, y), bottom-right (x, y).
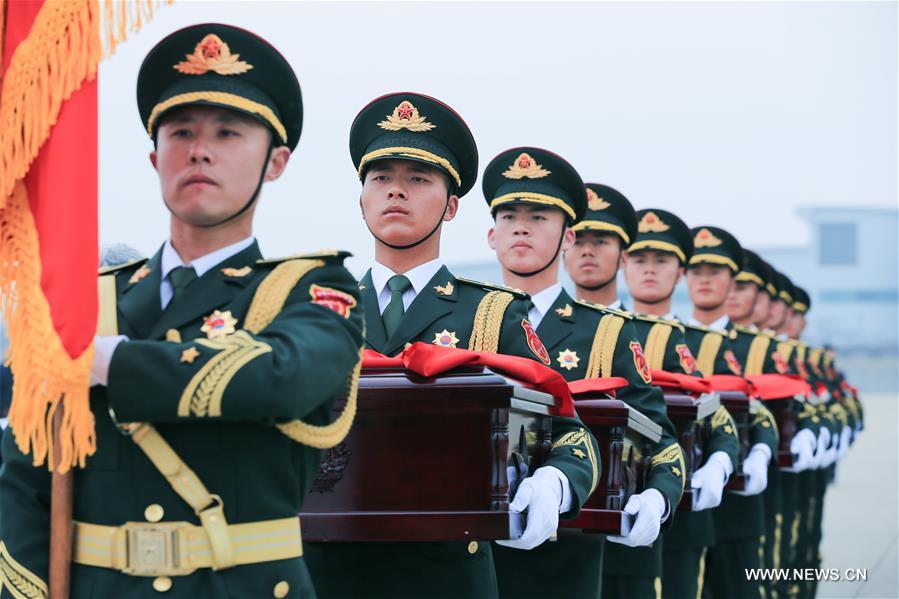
top-left (508, 230), bottom-right (566, 278)
top-left (163, 140), bottom-right (275, 229)
top-left (368, 197), bottom-right (449, 250)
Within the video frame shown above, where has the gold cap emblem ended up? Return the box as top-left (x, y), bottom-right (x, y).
top-left (174, 34), bottom-right (253, 76)
top-left (586, 188), bottom-right (610, 211)
top-left (638, 211), bottom-right (670, 233)
top-left (378, 100), bottom-right (436, 132)
top-left (502, 153), bottom-right (551, 179)
top-left (694, 228), bottom-right (723, 248)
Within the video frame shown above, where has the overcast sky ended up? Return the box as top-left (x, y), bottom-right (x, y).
top-left (98, 1), bottom-right (898, 276)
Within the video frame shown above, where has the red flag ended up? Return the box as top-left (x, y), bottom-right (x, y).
top-left (705, 374), bottom-right (754, 395)
top-left (0, 1), bottom-right (167, 471)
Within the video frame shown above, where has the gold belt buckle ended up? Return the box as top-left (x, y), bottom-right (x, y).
top-left (123, 521), bottom-right (195, 576)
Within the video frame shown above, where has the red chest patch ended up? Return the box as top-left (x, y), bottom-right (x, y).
top-left (724, 350), bottom-right (743, 376)
top-left (675, 344), bottom-right (698, 375)
top-left (521, 319), bottom-right (551, 365)
top-left (309, 284), bottom-right (357, 319)
top-left (630, 341), bottom-right (652, 384)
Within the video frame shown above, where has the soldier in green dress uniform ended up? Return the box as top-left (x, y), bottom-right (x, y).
top-left (621, 209), bottom-right (740, 599)
top-left (681, 227), bottom-right (778, 599)
top-left (0, 24), bottom-right (366, 598)
top-left (562, 185), bottom-right (688, 599)
top-left (303, 94), bottom-right (601, 599)
top-left (482, 164), bottom-right (685, 598)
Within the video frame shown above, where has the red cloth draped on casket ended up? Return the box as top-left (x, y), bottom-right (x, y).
top-left (362, 343), bottom-right (576, 416)
top-left (746, 373), bottom-right (811, 401)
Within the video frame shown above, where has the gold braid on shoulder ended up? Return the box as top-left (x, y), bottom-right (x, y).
top-left (744, 334), bottom-right (771, 376)
top-left (244, 259), bottom-right (362, 449)
top-left (585, 314), bottom-right (624, 379)
top-left (644, 323), bottom-right (672, 371)
top-left (469, 291), bottom-right (515, 354)
top-left (696, 333), bottom-right (723, 377)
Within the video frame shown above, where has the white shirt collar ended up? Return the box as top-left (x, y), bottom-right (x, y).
top-left (371, 258), bottom-right (444, 313)
top-left (661, 311), bottom-right (676, 321)
top-left (689, 314), bottom-right (731, 332)
top-left (528, 283), bottom-right (563, 329)
top-left (161, 236), bottom-right (256, 280)
top-left (607, 298), bottom-right (623, 310)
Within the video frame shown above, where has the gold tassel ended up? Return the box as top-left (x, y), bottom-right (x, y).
top-left (0, 0), bottom-right (170, 471)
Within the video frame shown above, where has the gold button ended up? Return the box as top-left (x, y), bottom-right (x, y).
top-left (273, 581), bottom-right (290, 598)
top-left (144, 504), bottom-right (164, 523)
top-left (467, 541), bottom-right (478, 554)
top-left (153, 577), bottom-right (172, 593)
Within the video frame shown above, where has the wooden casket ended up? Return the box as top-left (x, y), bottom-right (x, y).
top-left (664, 391), bottom-right (721, 511)
top-left (767, 396), bottom-right (800, 469)
top-left (561, 399), bottom-right (663, 536)
top-left (720, 390), bottom-right (751, 492)
top-left (300, 366), bottom-right (555, 542)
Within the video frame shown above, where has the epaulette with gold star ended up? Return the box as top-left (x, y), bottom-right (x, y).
top-left (98, 258), bottom-right (147, 276)
top-left (572, 299), bottom-right (634, 319)
top-left (257, 249), bottom-right (352, 265)
top-left (454, 277), bottom-right (529, 298)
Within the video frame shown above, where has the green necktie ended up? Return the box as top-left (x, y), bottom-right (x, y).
top-left (382, 275), bottom-right (412, 339)
top-left (169, 265), bottom-right (197, 302)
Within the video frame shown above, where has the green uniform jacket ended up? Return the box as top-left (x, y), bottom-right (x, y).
top-left (630, 317), bottom-right (738, 552)
top-left (494, 289), bottom-right (684, 596)
top-left (305, 266), bottom-right (600, 599)
top-left (0, 243), bottom-right (365, 599)
top-left (695, 320), bottom-right (779, 541)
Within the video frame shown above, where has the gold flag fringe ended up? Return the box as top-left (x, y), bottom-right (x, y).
top-left (0, 0), bottom-right (170, 471)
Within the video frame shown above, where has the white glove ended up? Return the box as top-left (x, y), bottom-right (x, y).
top-left (740, 444), bottom-right (771, 496)
top-left (837, 426), bottom-right (852, 460)
top-left (691, 451), bottom-right (732, 511)
top-left (608, 488), bottom-right (666, 547)
top-left (813, 427), bottom-right (832, 468)
top-left (497, 466), bottom-right (569, 550)
top-left (790, 428), bottom-right (817, 471)
top-left (90, 335), bottom-right (128, 387)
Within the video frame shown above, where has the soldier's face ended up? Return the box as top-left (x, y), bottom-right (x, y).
top-left (623, 250), bottom-right (683, 304)
top-left (686, 263), bottom-right (734, 310)
top-left (360, 159), bottom-right (458, 245)
top-left (564, 231), bottom-right (624, 288)
top-left (151, 106), bottom-right (289, 227)
top-left (725, 281), bottom-right (758, 321)
top-left (765, 298), bottom-right (788, 330)
top-left (751, 291), bottom-right (771, 326)
top-left (784, 310), bottom-right (804, 338)
top-left (488, 205), bottom-right (574, 273)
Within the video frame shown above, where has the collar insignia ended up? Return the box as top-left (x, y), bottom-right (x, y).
top-left (694, 228), bottom-right (723, 248)
top-left (180, 347), bottom-right (200, 364)
top-left (221, 266), bottom-right (253, 277)
top-left (129, 264), bottom-right (151, 285)
top-left (557, 349), bottom-right (580, 371)
top-left (432, 329), bottom-right (459, 348)
top-left (201, 310), bottom-right (238, 340)
top-left (555, 304), bottom-right (573, 317)
top-left (174, 34), bottom-right (253, 76)
top-left (434, 281), bottom-right (454, 296)
top-left (586, 188), bottom-right (610, 211)
top-left (378, 100), bottom-right (436, 132)
top-left (358, 283), bottom-right (367, 292)
top-left (502, 152), bottom-right (551, 179)
top-left (638, 211), bottom-right (670, 233)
